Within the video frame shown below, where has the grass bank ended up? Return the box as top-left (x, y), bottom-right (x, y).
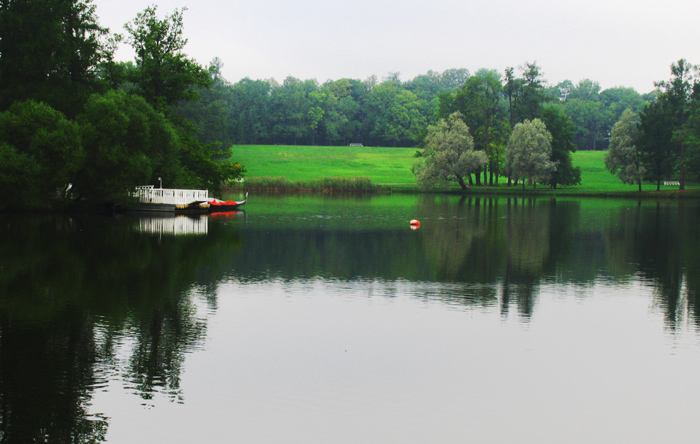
top-left (228, 145), bottom-right (698, 197)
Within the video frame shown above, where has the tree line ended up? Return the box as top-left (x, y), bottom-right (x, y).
top-left (607, 59), bottom-right (700, 190)
top-left (178, 59), bottom-right (654, 189)
top-left (178, 62), bottom-right (654, 152)
top-left (0, 1), bottom-right (242, 210)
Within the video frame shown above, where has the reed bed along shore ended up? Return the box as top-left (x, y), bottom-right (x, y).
top-left (225, 176), bottom-right (382, 193)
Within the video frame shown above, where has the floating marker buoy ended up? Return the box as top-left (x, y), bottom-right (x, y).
top-left (410, 219), bottom-right (420, 230)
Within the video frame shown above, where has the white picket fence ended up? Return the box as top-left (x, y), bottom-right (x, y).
top-left (135, 186), bottom-right (208, 205)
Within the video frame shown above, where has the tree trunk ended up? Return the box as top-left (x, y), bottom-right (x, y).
top-left (680, 143), bottom-right (686, 190)
top-left (457, 177), bottom-right (468, 190)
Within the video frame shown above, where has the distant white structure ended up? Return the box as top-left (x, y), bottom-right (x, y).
top-left (349, 143), bottom-right (363, 147)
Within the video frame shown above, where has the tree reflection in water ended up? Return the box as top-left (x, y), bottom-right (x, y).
top-left (1, 197), bottom-right (700, 441)
top-left (0, 214), bottom-right (241, 442)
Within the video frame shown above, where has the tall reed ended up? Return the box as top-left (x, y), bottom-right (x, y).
top-left (227, 176), bottom-right (381, 193)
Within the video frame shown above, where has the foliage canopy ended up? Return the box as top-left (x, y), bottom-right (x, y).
top-left (506, 119), bottom-right (556, 189)
top-left (412, 112), bottom-right (488, 190)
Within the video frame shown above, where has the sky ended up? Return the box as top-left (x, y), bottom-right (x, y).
top-left (93, 0), bottom-right (699, 94)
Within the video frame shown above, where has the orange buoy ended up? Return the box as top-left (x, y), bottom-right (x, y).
top-left (409, 219), bottom-right (420, 229)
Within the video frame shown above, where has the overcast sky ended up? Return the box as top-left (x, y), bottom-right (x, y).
top-left (93, 0), bottom-right (698, 94)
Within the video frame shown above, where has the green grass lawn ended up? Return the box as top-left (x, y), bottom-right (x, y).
top-left (230, 145), bottom-right (417, 184)
top-left (229, 145), bottom-right (697, 195)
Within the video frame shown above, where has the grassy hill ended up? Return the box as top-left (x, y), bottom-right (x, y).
top-left (229, 145), bottom-right (696, 194)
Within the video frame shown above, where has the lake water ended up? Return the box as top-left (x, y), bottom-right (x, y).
top-left (1, 194), bottom-right (700, 443)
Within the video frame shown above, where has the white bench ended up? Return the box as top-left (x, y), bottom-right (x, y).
top-left (349, 143), bottom-right (363, 147)
top-left (664, 181), bottom-right (680, 186)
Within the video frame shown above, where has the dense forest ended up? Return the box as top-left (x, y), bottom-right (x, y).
top-left (0, 1), bottom-right (242, 210)
top-left (176, 63), bottom-right (654, 151)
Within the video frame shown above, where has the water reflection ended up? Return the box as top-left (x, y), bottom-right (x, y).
top-left (0, 214), bottom-right (242, 442)
top-left (223, 195), bottom-right (700, 327)
top-left (0, 197), bottom-right (699, 442)
top-left (134, 214), bottom-right (208, 236)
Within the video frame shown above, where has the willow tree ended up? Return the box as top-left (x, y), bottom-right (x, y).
top-left (605, 109), bottom-right (645, 191)
top-left (412, 111), bottom-right (488, 190)
top-left (506, 118), bottom-right (555, 189)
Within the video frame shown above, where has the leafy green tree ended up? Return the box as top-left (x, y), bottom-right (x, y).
top-left (412, 112), bottom-right (488, 190)
top-left (268, 77), bottom-right (317, 145)
top-left (568, 79), bottom-right (601, 101)
top-left (0, 142), bottom-right (40, 209)
top-left (439, 68), bottom-right (470, 89)
top-left (322, 78), bottom-right (370, 144)
top-left (638, 59), bottom-right (698, 190)
top-left (367, 81), bottom-right (426, 147)
top-left (174, 58), bottom-right (236, 148)
top-left (541, 104), bottom-right (581, 188)
top-left (124, 6), bottom-right (211, 112)
top-left (445, 69), bottom-right (507, 185)
top-left (73, 90), bottom-right (180, 202)
top-left (510, 62), bottom-right (547, 123)
top-left (504, 67), bottom-right (523, 128)
top-left (552, 80), bottom-right (575, 101)
top-left (639, 99), bottom-right (676, 190)
top-left (563, 97), bottom-right (605, 150)
top-left (600, 87), bottom-right (647, 127)
top-left (506, 118), bottom-right (555, 189)
top-left (0, 101), bottom-right (83, 208)
top-left (125, 8), bottom-right (242, 195)
top-left (0, 0), bottom-right (108, 116)
top-left (675, 95), bottom-right (700, 181)
top-left (657, 59), bottom-right (697, 189)
top-left (229, 78), bottom-right (274, 144)
top-left (605, 109), bottom-right (645, 191)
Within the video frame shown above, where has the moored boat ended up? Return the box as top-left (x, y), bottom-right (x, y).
top-left (208, 192), bottom-right (248, 212)
top-left (133, 185), bottom-right (210, 213)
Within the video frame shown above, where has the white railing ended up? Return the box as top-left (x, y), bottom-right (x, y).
top-left (135, 186), bottom-right (208, 205)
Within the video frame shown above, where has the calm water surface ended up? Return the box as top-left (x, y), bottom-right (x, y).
top-left (1, 194), bottom-right (700, 443)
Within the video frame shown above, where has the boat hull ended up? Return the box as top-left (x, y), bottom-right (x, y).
top-left (207, 193), bottom-right (247, 212)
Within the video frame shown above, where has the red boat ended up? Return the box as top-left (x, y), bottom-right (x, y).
top-left (208, 192), bottom-right (248, 212)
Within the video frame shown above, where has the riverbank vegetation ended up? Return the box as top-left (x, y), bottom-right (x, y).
top-left (239, 177), bottom-right (380, 193)
top-left (0, 2), bottom-right (242, 210)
